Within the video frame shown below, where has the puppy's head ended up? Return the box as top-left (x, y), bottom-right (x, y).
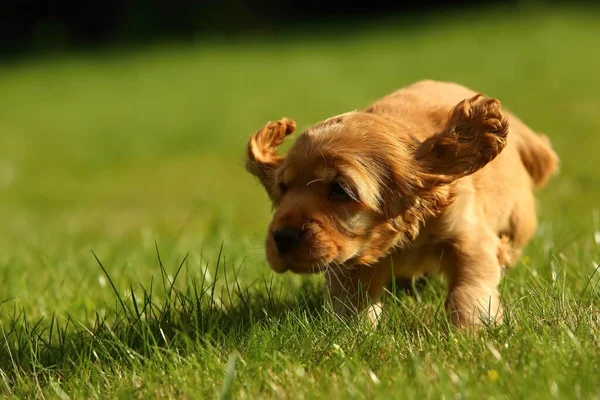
top-left (246, 95), bottom-right (508, 273)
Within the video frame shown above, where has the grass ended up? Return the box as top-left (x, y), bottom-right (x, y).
top-left (1, 3), bottom-right (600, 398)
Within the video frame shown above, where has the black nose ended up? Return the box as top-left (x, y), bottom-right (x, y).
top-left (273, 227), bottom-right (303, 254)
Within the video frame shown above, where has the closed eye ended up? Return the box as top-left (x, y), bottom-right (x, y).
top-left (329, 181), bottom-right (355, 201)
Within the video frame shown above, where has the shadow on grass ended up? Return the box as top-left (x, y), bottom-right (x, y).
top-left (0, 243), bottom-right (331, 386)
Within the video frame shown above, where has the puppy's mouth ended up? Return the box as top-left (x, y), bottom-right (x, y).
top-left (266, 236), bottom-right (342, 274)
top-left (286, 262), bottom-right (329, 274)
top-left (265, 219), bottom-right (362, 274)
top-left (268, 253), bottom-right (332, 274)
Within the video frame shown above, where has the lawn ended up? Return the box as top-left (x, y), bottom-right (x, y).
top-left (1, 4), bottom-right (599, 399)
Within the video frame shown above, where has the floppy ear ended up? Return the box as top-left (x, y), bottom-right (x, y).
top-left (415, 94), bottom-right (509, 184)
top-left (246, 118), bottom-right (296, 199)
top-left (380, 95), bottom-right (509, 240)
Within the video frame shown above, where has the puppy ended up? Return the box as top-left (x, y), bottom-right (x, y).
top-left (246, 80), bottom-right (558, 328)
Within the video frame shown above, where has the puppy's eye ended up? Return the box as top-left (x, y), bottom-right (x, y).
top-left (279, 182), bottom-right (288, 193)
top-left (329, 181), bottom-right (351, 201)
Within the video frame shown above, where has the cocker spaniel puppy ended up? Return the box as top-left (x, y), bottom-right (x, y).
top-left (246, 80), bottom-right (558, 328)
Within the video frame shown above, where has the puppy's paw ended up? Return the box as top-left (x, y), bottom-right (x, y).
top-left (446, 285), bottom-right (503, 330)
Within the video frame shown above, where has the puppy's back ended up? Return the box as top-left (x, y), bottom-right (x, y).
top-left (504, 114), bottom-right (558, 188)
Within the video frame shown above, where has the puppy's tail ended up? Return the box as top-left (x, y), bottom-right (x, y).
top-left (513, 125), bottom-right (559, 188)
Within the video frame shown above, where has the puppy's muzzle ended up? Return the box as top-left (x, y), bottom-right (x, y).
top-left (273, 227), bottom-right (304, 254)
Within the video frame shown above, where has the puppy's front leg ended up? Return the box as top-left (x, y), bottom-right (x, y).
top-left (445, 234), bottom-right (504, 329)
top-left (325, 264), bottom-right (391, 326)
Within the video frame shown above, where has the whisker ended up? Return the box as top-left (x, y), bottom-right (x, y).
top-left (306, 178), bottom-right (324, 187)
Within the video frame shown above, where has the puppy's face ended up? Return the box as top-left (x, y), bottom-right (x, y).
top-left (262, 113), bottom-right (415, 273)
top-left (246, 96), bottom-right (508, 273)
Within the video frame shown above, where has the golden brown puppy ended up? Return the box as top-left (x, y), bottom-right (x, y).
top-left (246, 80), bottom-right (558, 329)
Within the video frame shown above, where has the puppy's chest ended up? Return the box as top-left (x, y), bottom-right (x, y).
top-left (388, 234), bottom-right (452, 278)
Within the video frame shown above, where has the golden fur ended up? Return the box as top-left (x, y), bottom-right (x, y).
top-left (246, 80), bottom-right (558, 329)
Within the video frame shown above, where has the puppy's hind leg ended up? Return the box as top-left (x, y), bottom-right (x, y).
top-left (393, 275), bottom-right (429, 302)
top-left (497, 234), bottom-right (521, 271)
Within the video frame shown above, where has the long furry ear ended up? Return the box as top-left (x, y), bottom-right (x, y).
top-left (415, 94), bottom-right (509, 184)
top-left (380, 95), bottom-right (509, 242)
top-left (246, 118), bottom-right (296, 198)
